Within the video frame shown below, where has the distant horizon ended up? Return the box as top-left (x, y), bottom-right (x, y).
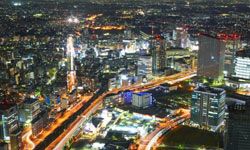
top-left (6, 0), bottom-right (250, 4)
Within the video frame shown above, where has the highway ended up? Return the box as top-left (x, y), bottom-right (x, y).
top-left (49, 69), bottom-right (196, 149)
top-left (22, 130), bottom-right (35, 150)
top-left (22, 95), bottom-right (92, 149)
top-left (23, 69), bottom-right (196, 149)
top-left (137, 109), bottom-right (190, 150)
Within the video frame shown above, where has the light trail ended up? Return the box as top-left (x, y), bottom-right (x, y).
top-left (27, 69), bottom-right (196, 149)
top-left (23, 130), bottom-right (35, 150)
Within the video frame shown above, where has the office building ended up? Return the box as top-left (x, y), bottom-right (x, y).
top-left (132, 92), bottom-right (153, 108)
top-left (175, 27), bottom-right (189, 48)
top-left (191, 85), bottom-right (226, 131)
top-left (137, 55), bottom-right (152, 78)
top-left (225, 102), bottom-right (250, 150)
top-left (122, 91), bottom-right (133, 104)
top-left (197, 34), bottom-right (226, 78)
top-left (223, 34), bottom-right (241, 77)
top-left (0, 103), bottom-right (21, 150)
top-left (19, 98), bottom-right (41, 125)
top-left (32, 110), bottom-right (49, 136)
top-left (10, 129), bottom-right (22, 150)
top-left (232, 49), bottom-right (250, 80)
top-left (152, 39), bottom-right (167, 74)
top-left (108, 77), bottom-right (117, 91)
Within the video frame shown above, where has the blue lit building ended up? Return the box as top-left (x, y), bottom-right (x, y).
top-left (191, 85), bottom-right (226, 131)
top-left (122, 91), bottom-right (133, 104)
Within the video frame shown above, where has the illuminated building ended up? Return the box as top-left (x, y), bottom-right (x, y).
top-left (222, 33), bottom-right (241, 77)
top-left (191, 85), bottom-right (226, 131)
top-left (197, 34), bottom-right (226, 79)
top-left (132, 92), bottom-right (153, 108)
top-left (0, 104), bottom-right (21, 150)
top-left (61, 98), bottom-right (68, 110)
top-left (232, 49), bottom-right (250, 80)
top-left (19, 98), bottom-right (40, 125)
top-left (108, 77), bottom-right (117, 91)
top-left (122, 91), bottom-right (133, 104)
top-left (66, 35), bottom-right (77, 93)
top-left (32, 110), bottom-right (49, 137)
top-left (9, 129), bottom-right (22, 150)
top-left (225, 102), bottom-right (250, 150)
top-left (152, 37), bottom-right (167, 74)
top-left (137, 55), bottom-right (152, 78)
top-left (175, 27), bottom-right (189, 48)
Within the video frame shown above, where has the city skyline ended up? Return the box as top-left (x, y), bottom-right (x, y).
top-left (0, 0), bottom-right (250, 150)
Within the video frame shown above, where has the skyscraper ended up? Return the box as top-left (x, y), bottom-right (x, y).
top-left (0, 104), bottom-right (19, 141)
top-left (223, 34), bottom-right (241, 77)
top-left (232, 49), bottom-right (250, 80)
top-left (152, 37), bottom-right (167, 74)
top-left (137, 55), bottom-right (152, 78)
top-left (197, 34), bottom-right (226, 79)
top-left (0, 104), bottom-right (21, 150)
top-left (225, 102), bottom-right (250, 150)
top-left (66, 35), bottom-right (77, 93)
top-left (191, 85), bottom-right (226, 131)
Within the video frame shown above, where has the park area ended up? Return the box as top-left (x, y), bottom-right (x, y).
top-left (157, 126), bottom-right (223, 150)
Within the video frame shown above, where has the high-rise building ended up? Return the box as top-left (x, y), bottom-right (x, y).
top-left (152, 38), bottom-right (167, 74)
top-left (0, 104), bottom-right (21, 150)
top-left (66, 35), bottom-right (77, 93)
top-left (10, 129), bottom-right (22, 150)
top-left (175, 27), bottom-right (189, 48)
top-left (19, 98), bottom-right (41, 125)
top-left (191, 85), bottom-right (226, 131)
top-left (197, 34), bottom-right (226, 78)
top-left (223, 34), bottom-right (241, 77)
top-left (232, 49), bottom-right (250, 80)
top-left (32, 110), bottom-right (49, 137)
top-left (137, 55), bottom-right (152, 78)
top-left (225, 102), bottom-right (250, 150)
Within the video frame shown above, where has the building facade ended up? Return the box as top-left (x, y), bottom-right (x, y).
top-left (224, 34), bottom-right (241, 77)
top-left (137, 55), bottom-right (152, 78)
top-left (32, 110), bottom-right (49, 137)
top-left (0, 104), bottom-right (21, 150)
top-left (19, 98), bottom-right (41, 125)
top-left (197, 34), bottom-right (226, 78)
top-left (152, 39), bottom-right (167, 74)
top-left (0, 104), bottom-right (19, 141)
top-left (232, 49), bottom-right (250, 80)
top-left (191, 86), bottom-right (226, 131)
top-left (132, 92), bottom-right (153, 108)
top-left (225, 103), bottom-right (250, 150)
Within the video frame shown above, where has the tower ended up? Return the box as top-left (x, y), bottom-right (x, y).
top-left (223, 33), bottom-right (241, 77)
top-left (197, 34), bottom-right (226, 79)
top-left (66, 35), bottom-right (77, 93)
top-left (152, 37), bottom-right (167, 75)
top-left (191, 85), bottom-right (226, 131)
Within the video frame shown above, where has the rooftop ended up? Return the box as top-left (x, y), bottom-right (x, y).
top-left (24, 98), bottom-right (38, 104)
top-left (134, 92), bottom-right (151, 96)
top-left (228, 102), bottom-right (250, 117)
top-left (236, 49), bottom-right (250, 58)
top-left (200, 32), bottom-right (240, 41)
top-left (195, 86), bottom-right (225, 95)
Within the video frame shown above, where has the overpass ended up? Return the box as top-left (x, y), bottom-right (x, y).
top-left (24, 69), bottom-right (196, 149)
top-left (138, 109), bottom-right (190, 150)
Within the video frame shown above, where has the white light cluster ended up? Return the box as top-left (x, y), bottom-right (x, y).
top-left (67, 17), bottom-right (79, 24)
